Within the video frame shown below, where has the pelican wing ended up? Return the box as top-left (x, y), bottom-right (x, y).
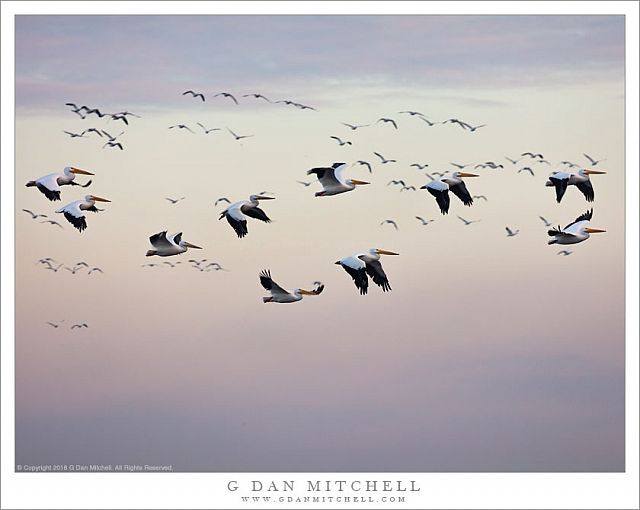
top-left (170, 232), bottom-right (183, 246)
top-left (222, 203), bottom-right (248, 238)
top-left (241, 204), bottom-right (271, 223)
top-left (549, 175), bottom-right (569, 203)
top-left (34, 173), bottom-right (62, 201)
top-left (308, 166), bottom-right (345, 188)
top-left (361, 257), bottom-right (391, 292)
top-left (564, 209), bottom-right (593, 230)
top-left (259, 270), bottom-right (289, 297)
top-left (339, 256), bottom-right (368, 295)
top-left (426, 181), bottom-right (450, 214)
top-left (56, 200), bottom-right (86, 232)
top-left (449, 181), bottom-right (473, 206)
top-left (575, 180), bottom-right (595, 202)
top-left (149, 231), bottom-right (175, 249)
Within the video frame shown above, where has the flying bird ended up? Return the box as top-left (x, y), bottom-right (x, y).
top-left (341, 122), bottom-right (369, 130)
top-left (399, 110), bottom-right (425, 117)
top-left (583, 153), bottom-right (606, 166)
top-left (415, 216), bottom-right (434, 226)
top-left (464, 123), bottom-right (486, 132)
top-left (55, 194), bottom-right (110, 232)
top-left (196, 122), bottom-right (221, 134)
top-left (146, 231), bottom-right (202, 256)
top-left (259, 270), bottom-right (323, 303)
top-left (296, 181), bottom-right (312, 187)
top-left (21, 209), bottom-right (47, 219)
top-left (547, 209), bottom-right (605, 245)
top-left (420, 172), bottom-right (478, 215)
top-left (101, 130), bottom-right (124, 141)
top-left (376, 118), bottom-right (398, 129)
top-left (84, 128), bottom-right (104, 138)
top-left (505, 156), bottom-right (520, 165)
top-left (539, 216), bottom-right (553, 227)
top-left (546, 169), bottom-right (606, 203)
top-left (387, 180), bottom-right (406, 187)
top-left (213, 92), bottom-right (239, 104)
top-left (109, 114), bottom-right (129, 125)
top-left (163, 261), bottom-right (182, 268)
top-left (46, 321), bottom-right (64, 328)
top-left (168, 124), bottom-right (195, 133)
top-left (242, 93), bottom-right (271, 102)
top-left (401, 186), bottom-right (417, 192)
top-left (472, 195), bottom-right (488, 201)
top-left (227, 127), bottom-right (254, 141)
top-left (457, 215), bottom-right (481, 226)
top-left (450, 162), bottom-right (472, 169)
top-left (521, 152), bottom-right (544, 159)
top-left (518, 167), bottom-right (535, 176)
top-left (63, 130), bottom-right (86, 138)
top-left (505, 227), bottom-right (520, 237)
top-left (88, 267), bottom-right (104, 275)
top-left (380, 219), bottom-right (399, 230)
top-left (410, 163), bottom-right (429, 170)
top-left (373, 152), bottom-right (396, 164)
top-left (40, 219), bottom-right (64, 228)
top-left (330, 136), bottom-right (352, 146)
top-left (71, 323), bottom-right (89, 329)
top-left (335, 248), bottom-right (399, 295)
top-left (182, 90), bottom-right (205, 102)
top-left (214, 197), bottom-right (231, 206)
top-left (557, 250), bottom-right (573, 256)
top-left (165, 197), bottom-right (185, 204)
top-left (418, 116), bottom-right (438, 127)
top-left (307, 163), bottom-right (369, 197)
top-left (219, 195), bottom-right (275, 238)
top-left (26, 166), bottom-right (94, 201)
top-left (353, 160), bottom-right (372, 173)
top-left (103, 141), bottom-right (124, 150)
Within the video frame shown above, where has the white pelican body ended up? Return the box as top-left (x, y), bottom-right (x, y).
top-left (26, 166), bottom-right (94, 201)
top-left (259, 270), bottom-right (324, 303)
top-left (219, 195), bottom-right (275, 238)
top-left (547, 209), bottom-right (606, 245)
top-left (307, 162), bottom-right (369, 196)
top-left (146, 231), bottom-right (202, 256)
top-left (546, 169), bottom-right (606, 203)
top-left (335, 248), bottom-right (399, 295)
top-left (55, 194), bottom-right (110, 232)
top-left (420, 171), bottom-right (478, 214)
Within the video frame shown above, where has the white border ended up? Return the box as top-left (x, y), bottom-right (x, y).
top-left (2, 2), bottom-right (638, 509)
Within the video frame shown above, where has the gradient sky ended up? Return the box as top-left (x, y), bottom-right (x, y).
top-left (15, 15), bottom-right (625, 471)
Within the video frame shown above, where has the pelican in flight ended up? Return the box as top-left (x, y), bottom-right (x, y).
top-left (26, 166), bottom-right (94, 201)
top-left (420, 171), bottom-right (478, 215)
top-left (335, 248), bottom-right (399, 295)
top-left (505, 227), bottom-right (520, 237)
top-left (547, 209), bottom-right (606, 245)
top-left (546, 169), bottom-right (606, 203)
top-left (219, 195), bottom-right (275, 238)
top-left (55, 194), bottom-right (110, 232)
top-left (307, 162), bottom-right (369, 197)
top-left (259, 270), bottom-right (324, 303)
top-left (146, 231), bottom-right (202, 256)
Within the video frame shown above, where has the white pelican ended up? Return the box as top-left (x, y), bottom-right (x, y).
top-left (259, 270), bottom-right (324, 303)
top-left (307, 162), bottom-right (369, 197)
top-left (55, 194), bottom-right (110, 232)
top-left (546, 169), bottom-right (606, 203)
top-left (146, 231), bottom-right (202, 256)
top-left (219, 195), bottom-right (275, 238)
top-left (547, 209), bottom-right (606, 245)
top-left (335, 248), bottom-right (399, 295)
top-left (420, 171), bottom-right (478, 215)
top-left (26, 166), bottom-right (94, 201)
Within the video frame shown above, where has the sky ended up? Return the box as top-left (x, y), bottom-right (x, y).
top-left (13, 15), bottom-right (625, 472)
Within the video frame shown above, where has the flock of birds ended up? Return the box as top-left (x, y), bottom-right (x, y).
top-left (24, 95), bottom-right (610, 307)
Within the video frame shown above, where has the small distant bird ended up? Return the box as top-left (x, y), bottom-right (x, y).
top-left (560, 160), bottom-right (579, 168)
top-left (182, 90), bottom-right (205, 102)
top-left (64, 265), bottom-right (86, 274)
top-left (213, 92), bottom-right (239, 104)
top-left (141, 263), bottom-right (161, 268)
top-left (296, 181), bottom-right (312, 187)
top-left (37, 257), bottom-right (57, 265)
top-left (169, 124), bottom-right (195, 133)
top-left (65, 102), bottom-right (88, 118)
top-left (293, 102), bottom-right (317, 111)
top-left (259, 270), bottom-right (323, 304)
top-left (101, 130), bottom-right (124, 141)
top-left (450, 162), bottom-right (472, 169)
top-left (103, 141), bottom-right (124, 150)
top-left (464, 123), bottom-right (486, 132)
top-left (557, 250), bottom-right (573, 256)
top-left (46, 321), bottom-right (63, 328)
top-left (22, 209), bottom-right (47, 219)
top-left (40, 219), bottom-right (64, 228)
top-left (196, 122), bottom-right (221, 134)
top-left (71, 323), bottom-right (89, 329)
top-left (85, 108), bottom-right (107, 118)
top-left (505, 227), bottom-right (519, 237)
top-left (88, 267), bottom-right (103, 275)
top-left (84, 128), bottom-right (103, 138)
top-left (410, 163), bottom-right (429, 170)
top-left (341, 122), bottom-right (369, 130)
top-left (274, 99), bottom-right (296, 106)
top-left (539, 216), bottom-right (553, 227)
top-left (521, 152), bottom-right (544, 159)
top-left (401, 185), bottom-right (416, 192)
top-left (443, 118), bottom-right (471, 130)
top-left (380, 219), bottom-right (399, 230)
top-left (63, 130), bottom-right (86, 138)
top-left (387, 180), bottom-right (406, 187)
top-left (535, 159), bottom-right (551, 165)
top-left (226, 127), bottom-right (253, 141)
top-left (354, 160), bottom-right (372, 173)
top-left (399, 110), bottom-right (425, 117)
top-left (44, 263), bottom-right (64, 272)
top-left (205, 262), bottom-right (227, 271)
top-left (457, 216), bottom-right (480, 226)
top-left (376, 118), bottom-right (398, 129)
top-left (373, 152), bottom-right (396, 164)
top-left (109, 114), bottom-right (129, 125)
top-left (472, 195), bottom-right (488, 201)
top-left (583, 153), bottom-right (606, 166)
top-left (163, 261), bottom-right (182, 268)
top-left (165, 197), bottom-right (185, 204)
top-left (518, 167), bottom-right (535, 176)
top-left (330, 136), bottom-right (352, 146)
top-left (113, 110), bottom-right (141, 118)
top-left (214, 197), bottom-right (231, 206)
top-left (415, 216), bottom-right (434, 226)
top-left (418, 117), bottom-right (438, 127)
top-left (505, 156), bottom-right (520, 165)
top-left (242, 93), bottom-right (271, 102)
